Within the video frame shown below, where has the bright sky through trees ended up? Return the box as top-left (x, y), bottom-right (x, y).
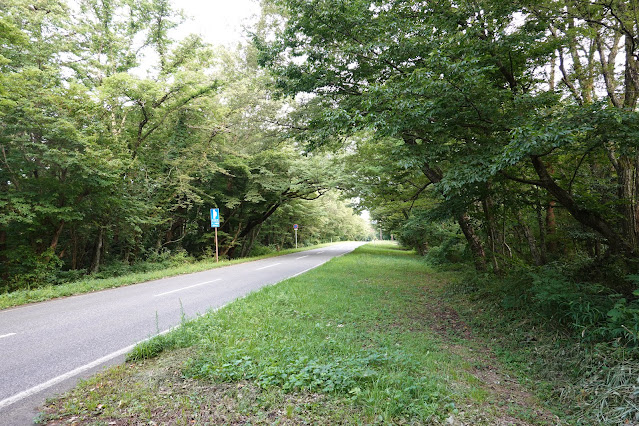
top-left (171, 0), bottom-right (260, 46)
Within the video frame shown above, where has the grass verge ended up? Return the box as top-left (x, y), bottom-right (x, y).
top-left (441, 269), bottom-right (639, 425)
top-left (0, 243), bottom-right (334, 310)
top-left (38, 243), bottom-right (561, 425)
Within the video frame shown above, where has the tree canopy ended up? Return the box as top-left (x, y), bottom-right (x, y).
top-left (0, 0), bottom-right (371, 290)
top-left (257, 0), bottom-right (639, 286)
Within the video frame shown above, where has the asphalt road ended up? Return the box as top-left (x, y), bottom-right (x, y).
top-left (0, 242), bottom-right (364, 425)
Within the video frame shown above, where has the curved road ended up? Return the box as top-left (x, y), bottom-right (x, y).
top-left (0, 242), bottom-right (364, 424)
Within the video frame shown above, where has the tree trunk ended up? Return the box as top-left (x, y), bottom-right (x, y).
top-left (164, 217), bottom-right (184, 247)
top-left (536, 203), bottom-right (547, 264)
top-left (241, 224), bottom-right (262, 258)
top-left (517, 211), bottom-right (542, 266)
top-left (238, 203), bottom-right (282, 240)
top-left (481, 197), bottom-right (500, 273)
top-left (531, 156), bottom-right (634, 255)
top-left (49, 220), bottom-right (65, 252)
top-left (222, 224), bottom-right (243, 258)
top-left (0, 229), bottom-right (7, 281)
top-left (618, 156), bottom-right (639, 251)
top-left (623, 35), bottom-right (639, 110)
top-left (90, 228), bottom-right (104, 274)
top-left (545, 200), bottom-right (557, 254)
top-left (71, 230), bottom-right (78, 269)
top-left (418, 154), bottom-right (487, 271)
top-left (458, 213), bottom-right (487, 271)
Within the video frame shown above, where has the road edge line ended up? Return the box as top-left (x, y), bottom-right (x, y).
top-left (0, 243), bottom-right (363, 412)
top-left (0, 328), bottom-right (173, 411)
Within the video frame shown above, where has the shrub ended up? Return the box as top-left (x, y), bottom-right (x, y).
top-left (247, 243), bottom-right (274, 257)
top-left (477, 263), bottom-right (639, 348)
top-left (602, 292), bottom-right (639, 347)
top-left (2, 248), bottom-right (62, 292)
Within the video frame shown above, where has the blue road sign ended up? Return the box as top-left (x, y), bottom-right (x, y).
top-left (210, 208), bottom-right (220, 228)
top-left (293, 224), bottom-right (298, 230)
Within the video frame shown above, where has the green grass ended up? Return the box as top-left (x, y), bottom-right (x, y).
top-left (38, 242), bottom-right (559, 424)
top-left (0, 243), bottom-right (334, 310)
top-left (434, 265), bottom-right (639, 425)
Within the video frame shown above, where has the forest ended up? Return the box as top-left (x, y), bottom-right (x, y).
top-left (0, 0), bottom-right (372, 292)
top-left (3, 0), bottom-right (639, 343)
top-left (4, 0), bottom-right (639, 421)
top-left (256, 0), bottom-right (639, 350)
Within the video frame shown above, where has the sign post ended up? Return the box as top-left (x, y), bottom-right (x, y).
top-left (210, 208), bottom-right (220, 262)
top-left (293, 224), bottom-right (298, 249)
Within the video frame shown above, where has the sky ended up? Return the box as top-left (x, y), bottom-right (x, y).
top-left (171, 0), bottom-right (262, 47)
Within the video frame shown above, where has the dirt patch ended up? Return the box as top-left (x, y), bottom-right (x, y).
top-left (39, 349), bottom-right (356, 425)
top-left (467, 360), bottom-right (556, 425)
top-left (402, 287), bottom-right (561, 426)
top-left (421, 301), bottom-right (473, 341)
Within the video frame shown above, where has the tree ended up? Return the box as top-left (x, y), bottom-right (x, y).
top-left (257, 0), bottom-right (639, 275)
top-left (0, 0), bottom-right (371, 289)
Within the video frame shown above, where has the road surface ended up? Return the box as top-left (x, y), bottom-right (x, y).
top-left (0, 242), bottom-right (364, 424)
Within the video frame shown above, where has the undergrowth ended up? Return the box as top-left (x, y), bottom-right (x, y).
top-left (441, 257), bottom-right (639, 425)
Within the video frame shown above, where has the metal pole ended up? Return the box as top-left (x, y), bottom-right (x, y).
top-left (215, 227), bottom-right (219, 263)
top-left (295, 229), bottom-right (298, 249)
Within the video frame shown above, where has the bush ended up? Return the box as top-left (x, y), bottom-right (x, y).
top-left (247, 243), bottom-right (274, 257)
top-left (528, 268), bottom-right (612, 334)
top-left (2, 248), bottom-right (62, 292)
top-left (424, 237), bottom-right (467, 265)
top-left (93, 260), bottom-right (134, 279)
top-left (55, 269), bottom-right (88, 284)
top-left (397, 215), bottom-right (465, 260)
top-left (602, 292), bottom-right (639, 347)
top-left (473, 262), bottom-right (639, 349)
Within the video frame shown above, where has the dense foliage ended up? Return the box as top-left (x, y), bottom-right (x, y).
top-left (258, 0), bottom-right (639, 302)
top-left (0, 0), bottom-right (371, 292)
top-left (256, 0), bottom-right (639, 419)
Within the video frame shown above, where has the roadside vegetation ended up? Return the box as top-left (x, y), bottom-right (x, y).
top-left (6, 0), bottom-right (639, 423)
top-left (39, 243), bottom-right (563, 425)
top-left (0, 2), bottom-right (372, 294)
top-left (0, 243), bottom-right (334, 310)
top-left (255, 1), bottom-right (639, 423)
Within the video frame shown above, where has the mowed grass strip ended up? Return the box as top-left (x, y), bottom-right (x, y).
top-left (39, 243), bottom-right (552, 425)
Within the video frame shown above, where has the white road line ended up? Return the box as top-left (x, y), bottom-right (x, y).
top-left (0, 291), bottom-right (241, 412)
top-left (255, 262), bottom-right (282, 271)
top-left (289, 265), bottom-right (322, 279)
top-left (153, 279), bottom-right (221, 297)
top-left (295, 255), bottom-right (309, 260)
top-left (0, 333), bottom-right (16, 340)
top-left (289, 248), bottom-right (352, 279)
top-left (0, 327), bottom-right (173, 411)
top-left (317, 251), bottom-right (325, 254)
